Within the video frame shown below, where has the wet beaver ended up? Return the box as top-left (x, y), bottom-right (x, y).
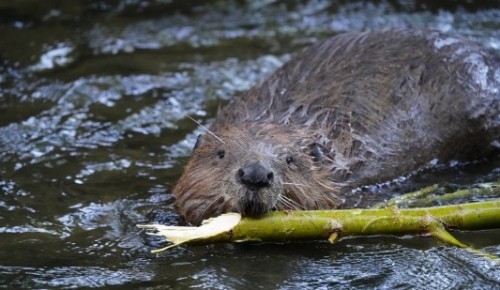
top-left (174, 29), bottom-right (500, 225)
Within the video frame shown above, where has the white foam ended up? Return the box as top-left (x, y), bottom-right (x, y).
top-left (29, 44), bottom-right (74, 72)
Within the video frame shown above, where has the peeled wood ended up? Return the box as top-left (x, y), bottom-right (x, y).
top-left (139, 199), bottom-right (500, 255)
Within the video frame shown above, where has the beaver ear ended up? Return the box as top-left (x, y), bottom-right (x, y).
top-left (193, 134), bottom-right (203, 151)
top-left (308, 142), bottom-right (325, 162)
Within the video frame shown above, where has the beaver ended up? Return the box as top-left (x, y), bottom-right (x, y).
top-left (174, 29), bottom-right (500, 225)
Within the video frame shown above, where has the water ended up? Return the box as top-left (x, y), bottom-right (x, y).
top-left (0, 0), bottom-right (499, 288)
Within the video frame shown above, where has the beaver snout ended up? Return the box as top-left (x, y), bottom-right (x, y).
top-left (236, 161), bottom-right (274, 191)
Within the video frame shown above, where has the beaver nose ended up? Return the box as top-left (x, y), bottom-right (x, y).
top-left (237, 162), bottom-right (274, 191)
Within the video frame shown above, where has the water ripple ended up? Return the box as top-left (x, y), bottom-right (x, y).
top-left (280, 243), bottom-right (500, 289)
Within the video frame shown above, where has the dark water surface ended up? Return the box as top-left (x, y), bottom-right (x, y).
top-left (1, 0), bottom-right (499, 289)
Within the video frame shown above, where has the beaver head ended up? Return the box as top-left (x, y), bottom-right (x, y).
top-left (173, 122), bottom-right (344, 225)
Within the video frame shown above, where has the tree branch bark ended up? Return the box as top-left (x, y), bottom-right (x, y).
top-left (139, 199), bottom-right (500, 257)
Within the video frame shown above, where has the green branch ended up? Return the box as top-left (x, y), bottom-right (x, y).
top-left (373, 182), bottom-right (500, 208)
top-left (139, 199), bottom-right (500, 259)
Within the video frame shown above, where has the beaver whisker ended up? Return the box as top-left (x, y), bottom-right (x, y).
top-left (186, 115), bottom-right (225, 144)
top-left (277, 194), bottom-right (304, 211)
top-left (283, 182), bottom-right (310, 187)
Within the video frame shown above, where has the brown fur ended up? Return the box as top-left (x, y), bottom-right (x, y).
top-left (174, 29), bottom-right (500, 225)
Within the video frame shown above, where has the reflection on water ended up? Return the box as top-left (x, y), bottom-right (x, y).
top-left (0, 0), bottom-right (499, 288)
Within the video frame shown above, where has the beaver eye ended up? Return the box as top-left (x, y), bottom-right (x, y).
top-left (286, 156), bottom-right (294, 165)
top-left (216, 149), bottom-right (225, 159)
